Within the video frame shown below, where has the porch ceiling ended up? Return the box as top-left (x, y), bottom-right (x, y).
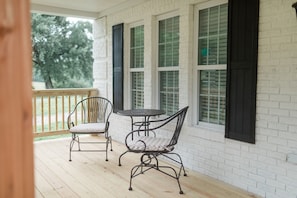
top-left (31, 0), bottom-right (148, 19)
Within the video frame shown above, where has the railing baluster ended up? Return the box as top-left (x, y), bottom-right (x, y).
top-left (33, 96), bottom-right (37, 133)
top-left (74, 95), bottom-right (77, 125)
top-left (80, 95), bottom-right (84, 123)
top-left (48, 96), bottom-right (51, 131)
top-left (55, 96), bottom-right (58, 131)
top-left (62, 95), bottom-right (65, 130)
top-left (41, 96), bottom-right (44, 132)
top-left (32, 88), bottom-right (98, 137)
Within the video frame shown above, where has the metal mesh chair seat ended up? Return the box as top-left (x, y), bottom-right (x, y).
top-left (70, 123), bottom-right (106, 133)
top-left (127, 136), bottom-right (173, 152)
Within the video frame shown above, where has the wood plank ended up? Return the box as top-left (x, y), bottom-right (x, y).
top-left (34, 137), bottom-right (260, 198)
top-left (0, 0), bottom-right (34, 197)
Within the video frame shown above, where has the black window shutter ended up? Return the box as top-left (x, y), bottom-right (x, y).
top-left (225, 0), bottom-right (259, 143)
top-left (112, 23), bottom-right (124, 113)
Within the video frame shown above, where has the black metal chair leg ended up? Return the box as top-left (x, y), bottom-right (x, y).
top-left (109, 136), bottom-right (113, 151)
top-left (69, 133), bottom-right (79, 161)
top-left (118, 150), bottom-right (129, 166)
top-left (105, 138), bottom-right (109, 161)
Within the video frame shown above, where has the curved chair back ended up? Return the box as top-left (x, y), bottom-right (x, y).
top-left (68, 97), bottom-right (113, 128)
top-left (168, 106), bottom-right (189, 147)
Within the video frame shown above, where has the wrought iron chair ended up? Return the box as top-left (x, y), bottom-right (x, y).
top-left (67, 96), bottom-right (113, 161)
top-left (125, 106), bottom-right (189, 194)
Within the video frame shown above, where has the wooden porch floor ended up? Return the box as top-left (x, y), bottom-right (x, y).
top-left (34, 136), bottom-right (259, 198)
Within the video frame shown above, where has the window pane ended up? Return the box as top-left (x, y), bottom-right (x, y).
top-left (208, 37), bottom-right (218, 64)
top-left (198, 38), bottom-right (208, 65)
top-left (209, 6), bottom-right (219, 36)
top-left (198, 4), bottom-right (227, 65)
top-left (219, 4), bottom-right (228, 34)
top-left (130, 25), bottom-right (144, 109)
top-left (199, 96), bottom-right (209, 122)
top-left (219, 36), bottom-right (227, 64)
top-left (199, 9), bottom-right (208, 37)
top-left (159, 16), bottom-right (179, 67)
top-left (199, 70), bottom-right (226, 125)
top-left (160, 71), bottom-right (179, 115)
top-left (130, 25), bottom-right (144, 68)
top-left (131, 72), bottom-right (144, 109)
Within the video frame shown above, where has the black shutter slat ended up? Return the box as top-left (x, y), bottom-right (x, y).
top-left (225, 0), bottom-right (259, 143)
top-left (112, 23), bottom-right (124, 113)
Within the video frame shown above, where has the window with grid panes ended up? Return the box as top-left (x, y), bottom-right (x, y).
top-left (130, 25), bottom-right (144, 109)
top-left (158, 16), bottom-right (179, 115)
top-left (197, 3), bottom-right (227, 125)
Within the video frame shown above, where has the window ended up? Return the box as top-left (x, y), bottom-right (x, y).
top-left (158, 15), bottom-right (180, 115)
top-left (130, 25), bottom-right (144, 109)
top-left (196, 2), bottom-right (228, 127)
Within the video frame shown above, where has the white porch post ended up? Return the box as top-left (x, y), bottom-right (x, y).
top-left (92, 17), bottom-right (108, 98)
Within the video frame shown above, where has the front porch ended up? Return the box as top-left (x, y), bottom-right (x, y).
top-left (34, 136), bottom-right (258, 198)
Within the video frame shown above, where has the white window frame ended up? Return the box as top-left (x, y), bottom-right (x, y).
top-left (156, 11), bottom-right (180, 114)
top-left (193, 0), bottom-right (228, 131)
top-left (128, 21), bottom-right (145, 109)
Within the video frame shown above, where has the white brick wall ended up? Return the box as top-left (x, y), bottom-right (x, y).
top-left (93, 0), bottom-right (297, 197)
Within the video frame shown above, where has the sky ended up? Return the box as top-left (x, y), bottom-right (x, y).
top-left (67, 17), bottom-right (94, 24)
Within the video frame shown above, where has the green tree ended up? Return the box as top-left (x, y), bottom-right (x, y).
top-left (31, 13), bottom-right (93, 89)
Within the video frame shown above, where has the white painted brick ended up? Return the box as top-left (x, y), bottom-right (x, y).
top-left (267, 151), bottom-right (286, 161)
top-left (290, 110), bottom-right (297, 117)
top-left (289, 125), bottom-right (297, 132)
top-left (258, 142), bottom-right (278, 152)
top-left (225, 147), bottom-right (240, 156)
top-left (266, 179), bottom-right (286, 190)
top-left (225, 159), bottom-right (240, 169)
top-left (265, 193), bottom-right (282, 198)
top-left (280, 102), bottom-right (297, 110)
top-left (257, 182), bottom-right (276, 194)
top-left (275, 189), bottom-right (297, 198)
top-left (279, 116), bottom-right (297, 126)
top-left (258, 114), bottom-right (279, 122)
top-left (256, 120), bottom-right (268, 128)
top-left (268, 122), bottom-right (288, 131)
top-left (93, 17), bottom-right (106, 38)
top-left (279, 131), bottom-right (297, 141)
top-left (250, 146), bottom-right (267, 156)
top-left (277, 175), bottom-right (297, 187)
top-left (258, 169), bottom-right (276, 180)
top-left (247, 186), bottom-right (266, 198)
top-left (287, 140), bottom-right (297, 149)
top-left (267, 136), bottom-right (288, 146)
top-left (267, 165), bottom-right (286, 177)
top-left (257, 107), bottom-right (269, 114)
top-left (240, 151), bottom-right (258, 161)
top-left (258, 101), bottom-right (280, 108)
top-left (258, 155), bottom-right (277, 166)
top-left (233, 167), bottom-right (249, 177)
top-left (269, 108), bottom-right (289, 116)
top-left (291, 96), bottom-right (297, 102)
top-left (257, 128), bottom-right (278, 137)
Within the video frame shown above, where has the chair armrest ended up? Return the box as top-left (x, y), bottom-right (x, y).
top-left (125, 129), bottom-right (149, 150)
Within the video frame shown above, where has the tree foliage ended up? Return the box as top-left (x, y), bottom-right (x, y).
top-left (31, 13), bottom-right (93, 89)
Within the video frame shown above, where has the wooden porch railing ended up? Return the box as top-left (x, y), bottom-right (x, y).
top-left (32, 88), bottom-right (99, 137)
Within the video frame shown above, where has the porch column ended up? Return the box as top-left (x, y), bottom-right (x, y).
top-left (93, 17), bottom-right (108, 98)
